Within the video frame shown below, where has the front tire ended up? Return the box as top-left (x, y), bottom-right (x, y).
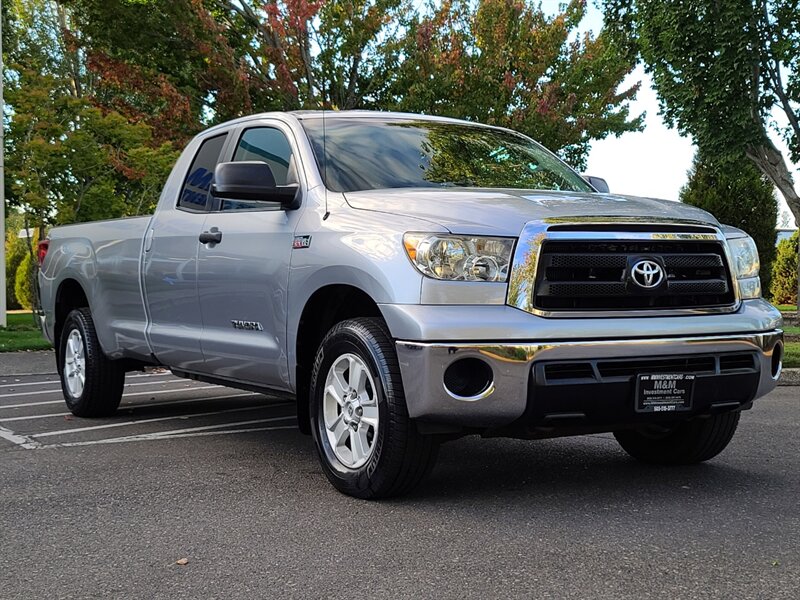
top-left (58, 308), bottom-right (125, 417)
top-left (614, 412), bottom-right (741, 465)
top-left (310, 318), bottom-right (439, 499)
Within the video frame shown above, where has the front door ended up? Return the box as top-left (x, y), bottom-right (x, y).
top-left (143, 132), bottom-right (228, 370)
top-left (196, 124), bottom-right (304, 389)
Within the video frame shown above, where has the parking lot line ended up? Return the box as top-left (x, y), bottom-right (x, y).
top-left (0, 385), bottom-right (222, 409)
top-left (55, 424), bottom-right (297, 447)
top-left (0, 371), bottom-right (171, 389)
top-left (0, 391), bottom-right (263, 423)
top-left (0, 425), bottom-right (42, 449)
top-left (31, 402), bottom-right (293, 438)
top-left (0, 378), bottom-right (206, 399)
top-left (48, 416), bottom-right (296, 448)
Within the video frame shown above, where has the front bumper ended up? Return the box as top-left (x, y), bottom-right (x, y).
top-left (395, 330), bottom-right (783, 429)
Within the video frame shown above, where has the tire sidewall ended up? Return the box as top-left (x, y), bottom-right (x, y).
top-left (310, 325), bottom-right (392, 495)
top-left (58, 310), bottom-right (90, 411)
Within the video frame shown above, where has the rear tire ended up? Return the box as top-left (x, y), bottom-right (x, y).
top-left (58, 308), bottom-right (125, 417)
top-left (310, 318), bottom-right (439, 499)
top-left (614, 412), bottom-right (740, 465)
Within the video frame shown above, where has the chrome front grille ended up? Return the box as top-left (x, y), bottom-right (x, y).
top-left (506, 221), bottom-right (740, 317)
top-left (533, 239), bottom-right (735, 311)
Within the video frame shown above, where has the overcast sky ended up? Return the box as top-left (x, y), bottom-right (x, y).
top-left (554, 1), bottom-right (800, 228)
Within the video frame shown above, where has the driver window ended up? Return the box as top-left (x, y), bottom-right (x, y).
top-left (220, 127), bottom-right (296, 211)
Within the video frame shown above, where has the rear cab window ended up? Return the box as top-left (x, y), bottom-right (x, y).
top-left (178, 133), bottom-right (228, 212)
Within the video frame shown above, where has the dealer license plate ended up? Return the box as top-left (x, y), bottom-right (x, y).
top-left (635, 373), bottom-right (695, 413)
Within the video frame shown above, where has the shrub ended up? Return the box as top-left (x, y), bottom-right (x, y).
top-left (680, 153), bottom-right (778, 291)
top-left (14, 253), bottom-right (37, 311)
top-left (770, 230), bottom-right (798, 306)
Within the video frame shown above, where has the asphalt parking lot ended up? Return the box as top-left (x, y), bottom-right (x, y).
top-left (1, 356), bottom-right (798, 599)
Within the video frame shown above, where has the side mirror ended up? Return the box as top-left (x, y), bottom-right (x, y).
top-left (212, 161), bottom-right (300, 210)
top-left (583, 175), bottom-right (610, 193)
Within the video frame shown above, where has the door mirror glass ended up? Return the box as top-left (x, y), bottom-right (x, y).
top-left (583, 175), bottom-right (610, 193)
top-left (211, 161), bottom-right (300, 210)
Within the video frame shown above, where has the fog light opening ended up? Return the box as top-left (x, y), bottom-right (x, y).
top-left (443, 358), bottom-right (494, 401)
top-left (771, 342), bottom-right (783, 380)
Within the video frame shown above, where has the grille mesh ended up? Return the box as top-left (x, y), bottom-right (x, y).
top-left (533, 239), bottom-right (735, 311)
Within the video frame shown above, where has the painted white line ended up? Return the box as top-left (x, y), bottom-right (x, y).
top-left (0, 425), bottom-right (42, 449)
top-left (51, 424), bottom-right (297, 447)
top-left (32, 402), bottom-right (292, 438)
top-left (0, 371), bottom-right (172, 390)
top-left (0, 391), bottom-right (264, 422)
top-left (0, 378), bottom-right (60, 389)
top-left (46, 416), bottom-right (293, 446)
top-left (0, 385), bottom-right (223, 409)
top-left (0, 378), bottom-right (203, 399)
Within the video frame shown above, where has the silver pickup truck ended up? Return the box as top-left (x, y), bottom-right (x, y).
top-left (37, 111), bottom-right (784, 498)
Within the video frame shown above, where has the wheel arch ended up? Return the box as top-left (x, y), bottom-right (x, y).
top-left (54, 278), bottom-right (91, 356)
top-left (292, 283), bottom-right (386, 434)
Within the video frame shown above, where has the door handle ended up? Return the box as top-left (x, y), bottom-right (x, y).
top-left (199, 228), bottom-right (222, 245)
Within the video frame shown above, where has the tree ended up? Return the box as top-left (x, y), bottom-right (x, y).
top-left (394, 0), bottom-right (642, 169)
top-left (62, 0), bottom-right (641, 168)
top-left (680, 153), bottom-right (778, 292)
top-left (770, 230), bottom-right (798, 305)
top-left (4, 1), bottom-right (180, 233)
top-left (603, 0), bottom-right (800, 306)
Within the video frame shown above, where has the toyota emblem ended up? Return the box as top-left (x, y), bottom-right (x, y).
top-left (630, 259), bottom-right (664, 289)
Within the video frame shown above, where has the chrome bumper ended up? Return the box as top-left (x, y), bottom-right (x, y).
top-left (396, 331), bottom-right (784, 428)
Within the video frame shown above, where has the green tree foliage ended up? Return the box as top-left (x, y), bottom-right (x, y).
top-left (603, 0), bottom-right (800, 241)
top-left (60, 0), bottom-right (641, 168)
top-left (3, 1), bottom-right (180, 232)
top-left (770, 230), bottom-right (799, 305)
top-left (680, 153), bottom-right (778, 291)
top-left (394, 0), bottom-right (642, 168)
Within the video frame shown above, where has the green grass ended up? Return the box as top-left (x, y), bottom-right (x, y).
top-left (776, 304), bottom-right (798, 312)
top-left (0, 312), bottom-right (52, 352)
top-left (784, 342), bottom-right (800, 369)
top-left (784, 325), bottom-right (800, 336)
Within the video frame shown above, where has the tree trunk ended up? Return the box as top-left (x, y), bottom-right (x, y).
top-left (745, 141), bottom-right (800, 311)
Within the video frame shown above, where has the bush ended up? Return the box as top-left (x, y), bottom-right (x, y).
top-left (680, 154), bottom-right (778, 291)
top-left (14, 253), bottom-right (37, 311)
top-left (770, 230), bottom-right (798, 306)
top-left (5, 219), bottom-right (28, 310)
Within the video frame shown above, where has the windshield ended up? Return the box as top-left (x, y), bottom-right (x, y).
top-left (301, 117), bottom-right (593, 194)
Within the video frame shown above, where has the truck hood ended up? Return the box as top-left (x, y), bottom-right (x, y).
top-left (344, 188), bottom-right (720, 235)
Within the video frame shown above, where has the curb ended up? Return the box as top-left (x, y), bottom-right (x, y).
top-left (777, 367), bottom-right (800, 386)
top-left (0, 350), bottom-right (57, 376)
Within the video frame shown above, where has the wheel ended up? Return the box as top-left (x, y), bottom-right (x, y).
top-left (310, 318), bottom-right (439, 499)
top-left (57, 308), bottom-right (125, 417)
top-left (614, 412), bottom-right (741, 465)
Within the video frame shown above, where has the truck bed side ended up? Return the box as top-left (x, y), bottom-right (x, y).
top-left (39, 216), bottom-right (152, 360)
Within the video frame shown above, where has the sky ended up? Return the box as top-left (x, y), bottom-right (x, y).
top-left (553, 1), bottom-right (800, 228)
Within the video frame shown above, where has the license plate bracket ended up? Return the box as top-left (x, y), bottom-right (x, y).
top-left (635, 373), bottom-right (695, 413)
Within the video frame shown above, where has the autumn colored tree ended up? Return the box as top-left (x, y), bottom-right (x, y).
top-left (393, 0), bottom-right (642, 168)
top-left (63, 1), bottom-right (640, 169)
top-left (4, 1), bottom-right (179, 230)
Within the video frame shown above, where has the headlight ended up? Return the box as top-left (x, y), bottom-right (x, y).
top-left (727, 236), bottom-right (761, 299)
top-left (728, 236), bottom-right (760, 279)
top-left (403, 233), bottom-right (515, 282)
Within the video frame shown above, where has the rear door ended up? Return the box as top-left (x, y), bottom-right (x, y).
top-left (143, 132), bottom-right (229, 370)
top-left (196, 122), bottom-right (305, 389)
